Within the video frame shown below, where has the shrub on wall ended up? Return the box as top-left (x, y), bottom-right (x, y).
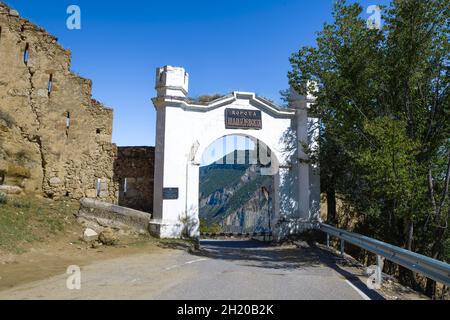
top-left (7, 164), bottom-right (31, 179)
top-left (0, 193), bottom-right (7, 205)
top-left (0, 110), bottom-right (15, 129)
top-left (15, 150), bottom-right (31, 165)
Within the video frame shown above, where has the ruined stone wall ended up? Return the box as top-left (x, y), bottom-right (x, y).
top-left (0, 3), bottom-right (118, 202)
top-left (115, 147), bottom-right (154, 213)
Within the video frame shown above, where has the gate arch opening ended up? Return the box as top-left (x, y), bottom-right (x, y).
top-left (198, 134), bottom-right (280, 238)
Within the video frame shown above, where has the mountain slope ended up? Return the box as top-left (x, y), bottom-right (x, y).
top-left (199, 151), bottom-right (274, 233)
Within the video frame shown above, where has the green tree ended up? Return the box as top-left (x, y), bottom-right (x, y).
top-left (289, 0), bottom-right (449, 297)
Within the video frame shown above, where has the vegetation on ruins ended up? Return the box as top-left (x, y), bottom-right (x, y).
top-left (0, 192), bottom-right (7, 205)
top-left (289, 0), bottom-right (449, 298)
top-left (191, 94), bottom-right (226, 104)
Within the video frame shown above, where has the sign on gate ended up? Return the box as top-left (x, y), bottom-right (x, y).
top-left (225, 108), bottom-right (262, 130)
top-left (163, 188), bottom-right (179, 200)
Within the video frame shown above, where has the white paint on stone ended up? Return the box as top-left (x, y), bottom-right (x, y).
top-left (150, 66), bottom-right (321, 239)
top-left (49, 177), bottom-right (62, 186)
top-left (83, 228), bottom-right (98, 242)
top-left (9, 9), bottom-right (19, 17)
top-left (37, 89), bottom-right (48, 97)
top-left (0, 185), bottom-right (22, 195)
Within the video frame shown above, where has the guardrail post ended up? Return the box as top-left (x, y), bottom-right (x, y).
top-left (320, 223), bottom-right (450, 287)
top-left (326, 234), bottom-right (330, 248)
top-left (376, 255), bottom-right (383, 286)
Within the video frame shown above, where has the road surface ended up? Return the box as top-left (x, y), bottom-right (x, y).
top-left (0, 240), bottom-right (384, 300)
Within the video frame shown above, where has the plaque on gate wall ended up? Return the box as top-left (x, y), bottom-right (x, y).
top-left (225, 108), bottom-right (262, 130)
top-left (163, 188), bottom-right (179, 200)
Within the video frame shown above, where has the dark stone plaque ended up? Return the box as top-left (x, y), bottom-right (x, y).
top-left (225, 108), bottom-right (262, 130)
top-left (163, 188), bottom-right (179, 200)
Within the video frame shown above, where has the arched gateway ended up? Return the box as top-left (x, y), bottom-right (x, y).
top-left (150, 66), bottom-right (320, 240)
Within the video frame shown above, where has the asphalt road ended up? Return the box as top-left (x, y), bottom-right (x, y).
top-left (0, 240), bottom-right (384, 300)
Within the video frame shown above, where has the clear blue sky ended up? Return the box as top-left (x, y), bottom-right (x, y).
top-left (5, 0), bottom-right (389, 146)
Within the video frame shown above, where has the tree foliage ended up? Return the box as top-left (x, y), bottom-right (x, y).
top-left (288, 0), bottom-right (449, 296)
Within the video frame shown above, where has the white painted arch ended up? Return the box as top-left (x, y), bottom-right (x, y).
top-left (150, 66), bottom-right (320, 239)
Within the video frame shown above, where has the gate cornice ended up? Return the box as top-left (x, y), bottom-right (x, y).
top-left (153, 91), bottom-right (297, 118)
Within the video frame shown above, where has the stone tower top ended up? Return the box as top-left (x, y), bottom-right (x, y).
top-left (155, 66), bottom-right (189, 98)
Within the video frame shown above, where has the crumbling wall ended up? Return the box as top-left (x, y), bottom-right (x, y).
top-left (0, 3), bottom-right (118, 202)
top-left (114, 147), bottom-right (154, 213)
top-left (77, 198), bottom-right (152, 235)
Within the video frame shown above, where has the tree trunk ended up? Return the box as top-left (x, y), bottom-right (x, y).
top-left (326, 188), bottom-right (337, 225)
top-left (424, 155), bottom-right (450, 298)
top-left (399, 218), bottom-right (416, 286)
top-left (405, 218), bottom-right (413, 251)
top-left (425, 278), bottom-right (437, 299)
top-left (426, 226), bottom-right (446, 298)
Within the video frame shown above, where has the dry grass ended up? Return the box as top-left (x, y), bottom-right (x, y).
top-left (0, 194), bottom-right (80, 253)
top-left (7, 163), bottom-right (31, 179)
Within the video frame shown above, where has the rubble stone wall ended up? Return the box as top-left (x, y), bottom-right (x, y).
top-left (0, 3), bottom-right (118, 202)
top-left (114, 147), bottom-right (155, 213)
top-left (77, 198), bottom-right (152, 235)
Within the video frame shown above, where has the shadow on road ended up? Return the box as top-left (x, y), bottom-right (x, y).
top-left (197, 240), bottom-right (325, 270)
top-left (193, 239), bottom-right (385, 300)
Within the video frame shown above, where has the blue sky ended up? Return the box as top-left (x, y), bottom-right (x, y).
top-left (5, 0), bottom-right (389, 146)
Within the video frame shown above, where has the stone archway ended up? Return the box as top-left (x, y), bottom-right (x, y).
top-left (198, 134), bottom-right (281, 235)
top-left (149, 65), bottom-right (320, 240)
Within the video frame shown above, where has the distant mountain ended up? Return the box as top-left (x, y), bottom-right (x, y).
top-left (199, 150), bottom-right (274, 233)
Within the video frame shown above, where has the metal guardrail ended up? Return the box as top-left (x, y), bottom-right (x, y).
top-left (320, 223), bottom-right (450, 286)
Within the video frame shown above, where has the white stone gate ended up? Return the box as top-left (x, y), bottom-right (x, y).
top-left (150, 66), bottom-right (320, 239)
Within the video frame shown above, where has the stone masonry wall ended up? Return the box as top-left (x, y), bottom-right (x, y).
top-left (0, 3), bottom-right (118, 202)
top-left (114, 147), bottom-right (154, 213)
